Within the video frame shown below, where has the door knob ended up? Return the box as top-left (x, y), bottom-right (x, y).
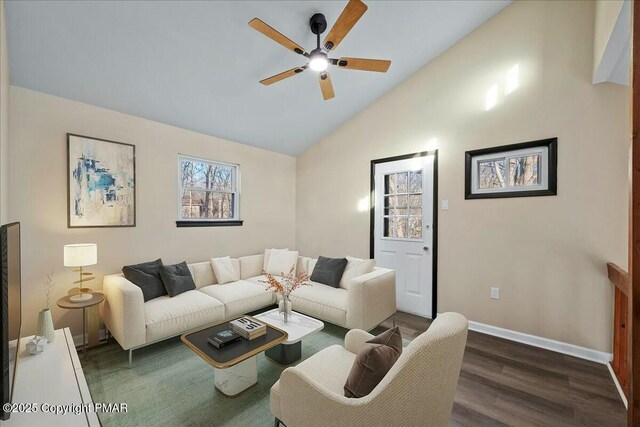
top-left (423, 246), bottom-right (429, 251)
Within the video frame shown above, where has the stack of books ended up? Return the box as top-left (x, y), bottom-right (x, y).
top-left (207, 329), bottom-right (241, 349)
top-left (230, 317), bottom-right (267, 340)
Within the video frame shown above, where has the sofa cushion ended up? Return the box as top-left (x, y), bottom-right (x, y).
top-left (122, 259), bottom-right (166, 302)
top-left (310, 256), bottom-right (348, 288)
top-left (289, 281), bottom-right (348, 326)
top-left (263, 248), bottom-right (289, 271)
top-left (239, 254), bottom-right (264, 280)
top-left (344, 326), bottom-right (403, 398)
top-left (210, 256), bottom-right (240, 284)
top-left (296, 257), bottom-right (309, 276)
top-left (340, 256), bottom-right (376, 290)
top-left (159, 262), bottom-right (196, 297)
top-left (245, 274), bottom-right (272, 288)
top-left (308, 258), bottom-right (317, 275)
top-left (188, 262), bottom-right (217, 288)
top-left (199, 280), bottom-right (275, 318)
top-left (266, 249), bottom-right (299, 276)
top-left (144, 290), bottom-right (225, 343)
top-left (273, 344), bottom-right (355, 400)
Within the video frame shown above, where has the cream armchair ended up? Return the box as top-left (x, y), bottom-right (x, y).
top-left (270, 312), bottom-right (468, 427)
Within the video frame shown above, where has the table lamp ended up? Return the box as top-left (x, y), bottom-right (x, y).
top-left (64, 243), bottom-right (97, 302)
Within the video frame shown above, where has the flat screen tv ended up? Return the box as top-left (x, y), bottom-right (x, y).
top-left (0, 223), bottom-right (21, 421)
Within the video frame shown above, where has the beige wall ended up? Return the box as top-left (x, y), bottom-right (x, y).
top-left (296, 1), bottom-right (629, 352)
top-left (0, 0), bottom-right (8, 224)
top-left (9, 87), bottom-right (296, 337)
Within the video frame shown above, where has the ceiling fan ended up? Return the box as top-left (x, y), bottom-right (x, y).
top-left (249, 0), bottom-right (391, 101)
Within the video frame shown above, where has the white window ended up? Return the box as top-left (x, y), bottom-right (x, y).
top-left (178, 155), bottom-right (240, 221)
top-left (470, 146), bottom-right (548, 195)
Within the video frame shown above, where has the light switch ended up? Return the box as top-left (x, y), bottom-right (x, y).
top-left (441, 200), bottom-right (449, 211)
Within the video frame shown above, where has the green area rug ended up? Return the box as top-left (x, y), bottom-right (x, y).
top-left (83, 322), bottom-right (364, 426)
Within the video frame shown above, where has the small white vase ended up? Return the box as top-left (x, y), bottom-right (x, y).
top-left (278, 297), bottom-right (292, 323)
top-left (36, 308), bottom-right (55, 343)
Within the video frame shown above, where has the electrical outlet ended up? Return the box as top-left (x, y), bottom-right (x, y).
top-left (490, 287), bottom-right (500, 300)
top-left (441, 200), bottom-right (449, 211)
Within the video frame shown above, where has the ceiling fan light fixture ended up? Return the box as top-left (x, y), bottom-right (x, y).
top-left (309, 54), bottom-right (329, 72)
top-left (250, 0), bottom-right (391, 100)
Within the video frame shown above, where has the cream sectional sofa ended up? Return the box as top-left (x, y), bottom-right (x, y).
top-left (102, 253), bottom-right (396, 361)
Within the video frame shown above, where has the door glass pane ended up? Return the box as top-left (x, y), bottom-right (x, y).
top-left (395, 216), bottom-right (408, 238)
top-left (409, 194), bottom-right (422, 207)
top-left (396, 172), bottom-right (408, 194)
top-left (381, 167), bottom-right (426, 240)
top-left (409, 171), bottom-right (422, 193)
top-left (509, 155), bottom-right (541, 186)
top-left (385, 217), bottom-right (397, 238)
top-left (478, 158), bottom-right (506, 189)
top-left (384, 174), bottom-right (395, 195)
top-left (409, 217), bottom-right (422, 239)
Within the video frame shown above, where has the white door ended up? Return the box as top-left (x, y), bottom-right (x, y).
top-left (374, 155), bottom-right (434, 318)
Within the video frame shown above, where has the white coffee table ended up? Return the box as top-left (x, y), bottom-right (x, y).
top-left (254, 309), bottom-right (324, 365)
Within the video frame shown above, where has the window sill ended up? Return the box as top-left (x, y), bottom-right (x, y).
top-left (176, 220), bottom-right (244, 228)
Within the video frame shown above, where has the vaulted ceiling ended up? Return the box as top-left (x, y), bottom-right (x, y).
top-left (5, 1), bottom-right (510, 155)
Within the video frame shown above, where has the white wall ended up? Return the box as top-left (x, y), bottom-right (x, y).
top-left (0, 0), bottom-right (9, 224)
top-left (9, 87), bottom-right (296, 337)
top-left (296, 0), bottom-right (629, 352)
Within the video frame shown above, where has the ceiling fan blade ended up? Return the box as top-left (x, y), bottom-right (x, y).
top-left (323, 0), bottom-right (368, 51)
top-left (319, 73), bottom-right (335, 100)
top-left (336, 57), bottom-right (391, 72)
top-left (260, 66), bottom-right (307, 86)
top-left (249, 18), bottom-right (308, 56)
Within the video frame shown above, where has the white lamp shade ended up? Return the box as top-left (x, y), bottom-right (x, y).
top-left (64, 244), bottom-right (97, 267)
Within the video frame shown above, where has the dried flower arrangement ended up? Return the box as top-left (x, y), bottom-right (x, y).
top-left (260, 266), bottom-right (310, 299)
top-left (42, 272), bottom-right (55, 309)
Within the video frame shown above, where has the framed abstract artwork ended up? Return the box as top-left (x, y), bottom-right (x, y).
top-left (67, 133), bottom-right (136, 228)
top-left (465, 137), bottom-right (557, 199)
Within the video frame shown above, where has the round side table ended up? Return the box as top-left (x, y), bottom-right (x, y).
top-left (57, 292), bottom-right (105, 357)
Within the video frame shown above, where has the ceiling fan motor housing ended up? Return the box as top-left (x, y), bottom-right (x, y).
top-left (309, 13), bottom-right (327, 35)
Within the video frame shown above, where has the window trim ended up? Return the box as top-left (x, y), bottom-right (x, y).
top-left (465, 138), bottom-right (557, 200)
top-left (177, 154), bottom-right (242, 226)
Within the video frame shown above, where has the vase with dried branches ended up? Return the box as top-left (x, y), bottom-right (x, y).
top-left (260, 266), bottom-right (310, 323)
top-left (36, 272), bottom-right (56, 343)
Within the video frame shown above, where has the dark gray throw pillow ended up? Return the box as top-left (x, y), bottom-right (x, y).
top-left (310, 256), bottom-right (348, 288)
top-left (344, 326), bottom-right (403, 398)
top-left (159, 261), bottom-right (196, 297)
top-left (122, 259), bottom-right (166, 302)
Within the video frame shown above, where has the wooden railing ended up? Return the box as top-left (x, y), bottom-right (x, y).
top-left (608, 262), bottom-right (630, 398)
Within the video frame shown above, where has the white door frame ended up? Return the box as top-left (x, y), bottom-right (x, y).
top-left (370, 151), bottom-right (438, 319)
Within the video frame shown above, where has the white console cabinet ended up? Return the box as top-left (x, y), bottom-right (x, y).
top-left (4, 328), bottom-right (99, 426)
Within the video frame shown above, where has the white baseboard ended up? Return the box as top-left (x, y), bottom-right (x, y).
top-left (607, 362), bottom-right (628, 408)
top-left (462, 318), bottom-right (612, 364)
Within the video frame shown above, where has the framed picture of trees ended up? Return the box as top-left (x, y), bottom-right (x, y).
top-left (465, 138), bottom-right (557, 199)
top-left (176, 155), bottom-right (243, 227)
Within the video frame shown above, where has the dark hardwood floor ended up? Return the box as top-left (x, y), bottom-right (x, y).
top-left (378, 312), bottom-right (626, 427)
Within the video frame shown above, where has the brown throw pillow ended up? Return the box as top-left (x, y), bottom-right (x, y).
top-left (344, 327), bottom-right (403, 398)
